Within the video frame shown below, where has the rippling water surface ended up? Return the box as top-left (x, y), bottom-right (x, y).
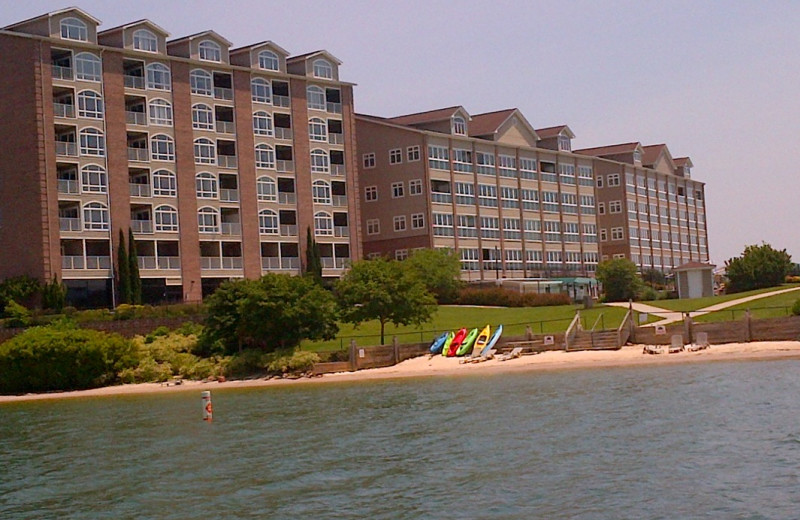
top-left (2, 360), bottom-right (800, 519)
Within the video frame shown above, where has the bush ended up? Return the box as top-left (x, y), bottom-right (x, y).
top-left (786, 276), bottom-right (800, 284)
top-left (639, 286), bottom-right (659, 302)
top-left (4, 300), bottom-right (31, 328)
top-left (456, 287), bottom-right (571, 307)
top-left (0, 325), bottom-right (139, 394)
top-left (267, 351), bottom-right (320, 375)
top-left (792, 299), bottom-right (800, 316)
top-left (120, 332), bottom-right (225, 383)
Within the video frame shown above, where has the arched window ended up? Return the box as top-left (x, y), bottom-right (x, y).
top-left (148, 98), bottom-right (173, 126)
top-left (256, 176), bottom-right (277, 201)
top-left (195, 172), bottom-right (218, 199)
top-left (192, 103), bottom-right (214, 130)
top-left (255, 143), bottom-right (275, 169)
top-left (75, 52), bottom-right (102, 81)
top-left (79, 128), bottom-right (104, 156)
top-left (77, 90), bottom-right (103, 118)
top-left (133, 29), bottom-right (158, 52)
top-left (146, 63), bottom-right (171, 90)
top-left (83, 202), bottom-right (109, 230)
top-left (154, 205), bottom-right (179, 232)
top-left (258, 50), bottom-right (279, 71)
top-left (314, 211), bottom-right (333, 236)
top-left (194, 138), bottom-right (216, 164)
top-left (60, 18), bottom-right (87, 41)
top-left (253, 111), bottom-right (273, 136)
top-left (312, 180), bottom-right (331, 204)
top-left (452, 116), bottom-right (466, 135)
top-left (152, 169), bottom-right (177, 197)
top-left (307, 86), bottom-right (325, 110)
top-left (251, 78), bottom-right (271, 104)
top-left (198, 40), bottom-right (222, 62)
top-left (308, 118), bottom-right (327, 141)
top-left (80, 164), bottom-right (107, 193)
top-left (313, 59), bottom-right (333, 79)
top-left (310, 149), bottom-right (329, 173)
top-left (150, 134), bottom-right (175, 161)
top-left (197, 207), bottom-right (219, 233)
top-left (190, 69), bottom-right (212, 96)
top-left (258, 209), bottom-right (279, 234)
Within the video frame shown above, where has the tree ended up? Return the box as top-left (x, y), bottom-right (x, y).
top-left (336, 258), bottom-right (436, 345)
top-left (405, 248), bottom-right (463, 303)
top-left (0, 276), bottom-right (40, 315)
top-left (596, 258), bottom-right (643, 302)
top-left (128, 228), bottom-right (142, 304)
top-left (200, 274), bottom-right (339, 355)
top-left (304, 227), bottom-right (322, 284)
top-left (116, 229), bottom-right (131, 304)
top-left (41, 275), bottom-right (67, 312)
top-left (725, 243), bottom-right (792, 293)
top-left (641, 268), bottom-right (667, 287)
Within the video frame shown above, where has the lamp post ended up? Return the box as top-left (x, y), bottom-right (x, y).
top-left (495, 245), bottom-right (499, 281)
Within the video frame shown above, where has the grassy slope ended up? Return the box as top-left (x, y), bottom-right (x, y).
top-left (301, 304), bottom-right (632, 352)
top-left (694, 289), bottom-right (800, 323)
top-left (641, 284), bottom-right (800, 312)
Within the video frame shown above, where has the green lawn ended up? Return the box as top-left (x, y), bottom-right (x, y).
top-left (694, 289), bottom-right (800, 323)
top-left (641, 284), bottom-right (800, 312)
top-left (301, 304), bottom-right (633, 352)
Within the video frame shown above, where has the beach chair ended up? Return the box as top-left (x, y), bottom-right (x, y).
top-left (669, 334), bottom-right (684, 353)
top-left (686, 332), bottom-right (710, 352)
top-left (468, 348), bottom-right (497, 363)
top-left (643, 344), bottom-right (666, 354)
top-left (497, 347), bottom-right (523, 361)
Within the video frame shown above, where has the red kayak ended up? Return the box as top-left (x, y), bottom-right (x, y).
top-left (447, 328), bottom-right (468, 357)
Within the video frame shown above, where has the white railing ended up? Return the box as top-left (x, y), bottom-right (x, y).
top-left (59, 217), bottom-right (81, 231)
top-left (278, 192), bottom-right (296, 204)
top-left (218, 155), bottom-right (238, 169)
top-left (157, 256), bottom-right (181, 270)
top-left (321, 257), bottom-right (334, 268)
top-left (216, 121), bottom-right (236, 134)
top-left (58, 179), bottom-right (79, 194)
top-left (334, 226), bottom-right (349, 237)
top-left (280, 224), bottom-right (297, 236)
top-left (129, 184), bottom-right (151, 197)
top-left (86, 256), bottom-right (111, 269)
top-left (124, 75), bottom-right (145, 89)
top-left (128, 147), bottom-right (149, 162)
top-left (56, 142), bottom-right (78, 156)
top-left (565, 311), bottom-right (582, 351)
top-left (273, 95), bottom-right (290, 108)
top-left (137, 256), bottom-right (157, 269)
top-left (222, 256), bottom-right (243, 269)
top-left (126, 111), bottom-right (146, 125)
top-left (331, 164), bottom-right (345, 176)
top-left (327, 102), bottom-right (342, 114)
top-left (220, 188), bottom-right (239, 202)
top-left (54, 103), bottom-right (75, 118)
top-left (221, 222), bottom-right (241, 235)
top-left (275, 127), bottom-right (293, 140)
top-left (130, 220), bottom-right (153, 234)
top-left (328, 133), bottom-right (344, 145)
top-left (214, 87), bottom-right (233, 101)
top-left (262, 257), bottom-right (300, 270)
top-left (332, 195), bottom-right (348, 207)
top-left (335, 258), bottom-right (349, 269)
top-left (282, 257), bottom-right (300, 269)
top-left (277, 160), bottom-right (294, 173)
top-left (61, 256), bottom-right (84, 269)
top-left (52, 65), bottom-right (73, 80)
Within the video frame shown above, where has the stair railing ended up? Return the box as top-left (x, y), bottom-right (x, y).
top-left (617, 309), bottom-right (633, 347)
top-left (590, 313), bottom-right (604, 332)
top-left (565, 311), bottom-right (581, 351)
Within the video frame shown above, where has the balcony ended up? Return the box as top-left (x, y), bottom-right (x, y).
top-left (328, 133), bottom-right (344, 145)
top-left (334, 226), bottom-right (349, 238)
top-left (220, 188), bottom-right (239, 202)
top-left (56, 142), bottom-right (78, 157)
top-left (130, 220), bottom-right (153, 234)
top-left (261, 257), bottom-right (300, 270)
top-left (157, 256), bottom-right (181, 270)
top-left (58, 179), bottom-right (79, 194)
top-left (201, 256), bottom-right (243, 270)
top-left (124, 75), bottom-right (145, 89)
top-left (275, 127), bottom-right (293, 140)
top-left (216, 121), bottom-right (235, 134)
top-left (218, 155), bottom-right (238, 169)
top-left (54, 103), bottom-right (75, 118)
top-left (321, 257), bottom-right (348, 269)
top-left (128, 147), bottom-right (149, 162)
top-left (126, 111), bottom-right (146, 126)
top-left (278, 192), bottom-right (296, 205)
top-left (61, 255), bottom-right (84, 269)
top-left (276, 160), bottom-right (294, 173)
top-left (332, 195), bottom-right (348, 207)
top-left (86, 256), bottom-right (112, 269)
top-left (52, 66), bottom-right (73, 81)
top-left (129, 184), bottom-right (151, 198)
top-left (59, 217), bottom-right (81, 231)
top-left (330, 164), bottom-right (345, 177)
top-left (326, 102), bottom-right (342, 114)
top-left (220, 222), bottom-right (241, 235)
top-left (137, 256), bottom-right (157, 269)
top-left (214, 87), bottom-right (233, 101)
top-left (431, 192), bottom-right (453, 204)
top-left (280, 224), bottom-right (298, 237)
top-left (273, 95), bottom-right (290, 108)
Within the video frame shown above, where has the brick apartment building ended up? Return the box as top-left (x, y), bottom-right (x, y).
top-left (0, 7), bottom-right (361, 306)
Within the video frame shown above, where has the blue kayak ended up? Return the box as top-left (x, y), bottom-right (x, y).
top-left (429, 332), bottom-right (450, 355)
top-left (481, 325), bottom-right (503, 357)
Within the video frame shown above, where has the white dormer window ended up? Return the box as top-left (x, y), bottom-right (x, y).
top-left (558, 135), bottom-right (571, 151)
top-left (452, 116), bottom-right (466, 135)
top-left (684, 166), bottom-right (691, 177)
top-left (60, 18), bottom-right (88, 41)
top-left (198, 40), bottom-right (222, 62)
top-left (313, 59), bottom-right (333, 79)
top-left (133, 29), bottom-right (158, 53)
top-left (258, 50), bottom-right (279, 71)
top-left (633, 150), bottom-right (642, 162)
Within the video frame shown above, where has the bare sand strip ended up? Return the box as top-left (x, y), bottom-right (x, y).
top-left (3, 341), bottom-right (800, 404)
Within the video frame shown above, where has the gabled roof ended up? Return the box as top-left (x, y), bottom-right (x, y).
top-left (98, 19), bottom-right (170, 38)
top-left (230, 40), bottom-right (290, 58)
top-left (535, 125), bottom-right (576, 139)
top-left (674, 157), bottom-right (694, 168)
top-left (469, 108), bottom-right (539, 141)
top-left (387, 106), bottom-right (466, 126)
top-left (573, 142), bottom-right (642, 157)
top-left (4, 6), bottom-right (101, 29)
top-left (641, 143), bottom-right (673, 168)
top-left (168, 30), bottom-right (232, 48)
top-left (287, 49), bottom-right (342, 65)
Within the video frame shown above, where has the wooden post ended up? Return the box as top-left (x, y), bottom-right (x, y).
top-left (392, 336), bottom-right (400, 364)
top-left (684, 313), bottom-right (693, 344)
top-left (525, 325), bottom-right (533, 341)
top-left (745, 309), bottom-right (752, 342)
top-left (349, 339), bottom-right (357, 371)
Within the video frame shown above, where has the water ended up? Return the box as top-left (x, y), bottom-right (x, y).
top-left (2, 360), bottom-right (800, 519)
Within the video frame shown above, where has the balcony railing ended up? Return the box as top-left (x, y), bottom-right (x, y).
top-left (219, 188), bottom-right (239, 202)
top-left (58, 179), bottom-right (79, 194)
top-left (326, 102), bottom-right (342, 114)
top-left (59, 217), bottom-right (81, 231)
top-left (431, 192), bottom-right (453, 204)
top-left (62, 255), bottom-right (84, 269)
top-left (218, 155), bottom-right (238, 169)
top-left (52, 65), bottom-right (73, 81)
top-left (56, 142), bottom-right (78, 157)
top-left (158, 256), bottom-right (181, 270)
top-left (280, 224), bottom-right (298, 236)
top-left (54, 103), bottom-right (75, 118)
top-left (214, 87), bottom-right (234, 101)
top-left (137, 256), bottom-right (157, 270)
top-left (278, 192), bottom-right (296, 205)
top-left (130, 220), bottom-right (153, 234)
top-left (126, 111), bottom-right (146, 125)
top-left (332, 195), bottom-right (348, 207)
top-left (328, 133), bottom-right (344, 145)
top-left (321, 257), bottom-right (334, 269)
top-left (276, 160), bottom-right (294, 173)
top-left (331, 164), bottom-right (345, 177)
top-left (216, 121), bottom-right (235, 134)
top-left (335, 258), bottom-right (349, 269)
top-left (201, 257), bottom-right (243, 269)
top-left (128, 147), bottom-right (149, 162)
top-left (124, 75), bottom-right (145, 89)
top-left (129, 183), bottom-right (151, 198)
top-left (275, 127), bottom-right (293, 140)
top-left (220, 222), bottom-right (241, 235)
top-left (334, 226), bottom-right (349, 238)
top-left (86, 256), bottom-right (111, 269)
top-left (261, 257), bottom-right (300, 270)
top-left (273, 95), bottom-right (290, 108)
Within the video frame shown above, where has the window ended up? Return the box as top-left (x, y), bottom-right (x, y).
top-left (461, 248), bottom-right (480, 270)
top-left (259, 209), bottom-right (279, 234)
top-left (578, 165), bottom-right (593, 186)
top-left (600, 228), bottom-right (608, 242)
top-left (390, 149), bottom-right (402, 165)
top-left (598, 202), bottom-right (606, 215)
top-left (251, 78), bottom-right (272, 104)
top-left (394, 215), bottom-right (407, 232)
top-left (395, 249), bottom-right (408, 261)
top-left (611, 227), bottom-right (625, 241)
top-left (519, 157), bottom-right (537, 179)
top-left (253, 111), bottom-right (273, 136)
top-left (480, 216), bottom-right (500, 239)
top-left (192, 104), bottom-right (214, 130)
top-left (501, 187), bottom-right (520, 208)
top-left (503, 218), bottom-right (521, 240)
top-left (365, 185), bottom-right (377, 202)
top-left (256, 176), bottom-right (277, 201)
top-left (310, 149), bottom-right (329, 173)
top-left (607, 174), bottom-right (621, 187)
top-left (560, 193), bottom-right (577, 214)
top-left (313, 59), bottom-right (333, 79)
top-left (392, 182), bottom-right (404, 198)
top-left (83, 202), bottom-right (109, 230)
top-left (609, 200), bottom-right (622, 214)
top-left (75, 53), bottom-right (102, 81)
top-left (194, 138), bottom-right (216, 164)
top-left (476, 152), bottom-right (495, 176)
top-left (362, 153), bottom-right (376, 169)
top-left (411, 213), bottom-right (425, 229)
top-left (558, 135), bottom-right (571, 151)
top-left (428, 145), bottom-right (449, 170)
top-left (152, 170), bottom-right (177, 197)
top-left (580, 195), bottom-right (596, 215)
top-left (197, 207), bottom-right (219, 233)
top-left (563, 223), bottom-right (579, 243)
top-left (455, 182), bottom-right (475, 205)
top-left (60, 18), bottom-right (88, 41)
top-left (314, 211), bottom-right (333, 235)
top-left (255, 143), bottom-right (275, 169)
top-left (458, 215), bottom-right (477, 238)
top-left (80, 164), bottom-right (106, 193)
top-left (559, 164), bottom-right (575, 184)
top-left (133, 29), bottom-right (158, 52)
top-left (526, 249), bottom-right (543, 269)
top-left (308, 118), bottom-right (327, 141)
top-left (409, 179), bottom-right (422, 196)
top-left (432, 213), bottom-right (454, 237)
top-left (198, 40), bottom-right (222, 62)
top-left (478, 184), bottom-right (498, 208)
top-left (407, 146), bottom-right (420, 162)
top-left (258, 50), bottom-right (279, 71)
top-left (452, 116), bottom-right (466, 135)
top-left (521, 189), bottom-right (539, 211)
top-left (453, 149), bottom-right (473, 173)
top-left (633, 149), bottom-right (642, 162)
top-left (148, 99), bottom-right (173, 126)
top-left (544, 221), bottom-right (561, 242)
top-left (307, 86), bottom-right (326, 110)
top-left (596, 176), bottom-right (604, 188)
top-left (190, 69), bottom-right (213, 96)
top-left (524, 219), bottom-right (541, 241)
top-left (154, 205), bottom-right (179, 232)
top-left (312, 180), bottom-right (331, 204)
top-left (79, 128), bottom-right (104, 156)
top-left (146, 63), bottom-right (171, 90)
top-left (366, 218), bottom-right (380, 235)
top-left (150, 135), bottom-right (175, 161)
top-left (77, 90), bottom-right (103, 118)
top-left (547, 250), bottom-right (562, 264)
top-left (542, 191), bottom-right (559, 213)
top-left (498, 155), bottom-right (516, 178)
top-left (195, 172), bottom-right (218, 199)
top-left (582, 224), bottom-right (597, 243)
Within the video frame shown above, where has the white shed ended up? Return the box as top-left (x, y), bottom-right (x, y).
top-left (673, 262), bottom-right (716, 299)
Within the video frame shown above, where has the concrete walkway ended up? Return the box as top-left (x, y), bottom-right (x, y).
top-left (605, 286), bottom-right (800, 327)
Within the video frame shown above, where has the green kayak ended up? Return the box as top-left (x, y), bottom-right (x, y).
top-left (456, 327), bottom-right (479, 356)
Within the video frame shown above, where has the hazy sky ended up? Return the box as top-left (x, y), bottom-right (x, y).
top-left (6, 1), bottom-right (800, 264)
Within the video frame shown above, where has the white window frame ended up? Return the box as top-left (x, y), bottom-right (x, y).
top-left (258, 209), bottom-right (279, 235)
top-left (80, 164), bottom-right (107, 193)
top-left (77, 90), bottom-right (103, 118)
top-left (251, 78), bottom-right (272, 104)
top-left (389, 149), bottom-right (402, 165)
top-left (148, 98), bottom-right (173, 126)
top-left (392, 181), bottom-right (404, 199)
top-left (362, 153), bottom-right (376, 169)
top-left (313, 59), bottom-right (333, 79)
top-left (307, 85), bottom-right (326, 110)
top-left (609, 200), bottom-right (622, 214)
top-left (75, 52), bottom-right (102, 82)
top-left (198, 40), bottom-right (222, 62)
top-left (60, 18), bottom-right (88, 41)
top-left (195, 172), bottom-right (218, 199)
top-left (310, 149), bottom-right (330, 174)
top-left (150, 134), bottom-right (175, 162)
top-left (366, 218), bottom-right (380, 235)
top-left (146, 63), bottom-right (171, 91)
top-left (152, 169), bottom-right (177, 197)
top-left (192, 103), bottom-right (214, 130)
top-left (393, 215), bottom-right (407, 232)
top-left (407, 145), bottom-right (420, 162)
top-left (365, 185), bottom-right (378, 202)
top-left (411, 213), bottom-right (425, 229)
top-left (607, 174), bottom-right (621, 187)
top-left (190, 69), bottom-right (213, 96)
top-left (253, 111), bottom-right (273, 136)
top-left (194, 138), bottom-right (216, 165)
top-left (82, 202), bottom-right (109, 230)
top-left (79, 128), bottom-right (105, 156)
top-left (314, 211), bottom-right (333, 236)
top-left (258, 50), bottom-right (279, 71)
top-left (452, 116), bottom-right (466, 135)
top-left (312, 180), bottom-right (332, 204)
top-left (154, 205), bottom-right (179, 232)
top-left (409, 179), bottom-right (422, 196)
top-left (256, 176), bottom-right (277, 201)
top-left (197, 207), bottom-right (220, 233)
top-left (255, 143), bottom-right (275, 169)
top-left (133, 29), bottom-right (158, 52)
top-left (308, 117), bottom-right (328, 141)
top-left (611, 227), bottom-right (625, 241)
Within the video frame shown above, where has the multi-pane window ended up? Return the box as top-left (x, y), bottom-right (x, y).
top-left (563, 222), bottom-right (580, 243)
top-left (133, 30), bottom-right (158, 52)
top-left (498, 155), bottom-right (516, 178)
top-left (580, 195), bottom-right (596, 215)
top-left (77, 90), bottom-right (103, 118)
top-left (407, 146), bottom-right (420, 162)
top-left (607, 174), bottom-right (621, 187)
top-left (505, 249), bottom-right (523, 270)
top-left (258, 50), bottom-right (279, 71)
top-left (313, 59), bottom-right (333, 79)
top-left (310, 149), bottom-right (329, 173)
top-left (503, 218), bottom-right (521, 240)
top-left (428, 145), bottom-right (450, 170)
top-left (565, 251), bottom-right (582, 269)
top-left (519, 157), bottom-right (537, 179)
top-left (148, 99), bottom-right (173, 126)
top-left (75, 53), bottom-right (102, 82)
top-left (476, 152), bottom-right (495, 176)
top-left (501, 187), bottom-right (519, 208)
top-left (308, 118), bottom-right (327, 141)
top-left (79, 128), bottom-right (104, 156)
top-left (540, 162), bottom-right (557, 183)
top-left (60, 18), bottom-right (88, 41)
top-left (598, 202), bottom-right (606, 215)
top-left (151, 135), bottom-right (175, 161)
top-left (389, 149), bottom-right (402, 164)
top-left (154, 205), bottom-right (179, 232)
top-left (253, 111), bottom-right (273, 136)
top-left (432, 213), bottom-right (454, 237)
top-left (198, 40), bottom-right (222, 62)
top-left (561, 193), bottom-right (577, 214)
top-left (452, 116), bottom-right (466, 135)
top-left (559, 164), bottom-right (576, 184)
top-left (409, 179), bottom-right (422, 196)
top-left (152, 170), bottom-right (177, 197)
top-left (478, 184), bottom-right (497, 207)
top-left (251, 78), bottom-right (272, 104)
top-left (255, 144), bottom-right (275, 169)
top-left (611, 227), bottom-right (625, 241)
top-left (480, 216), bottom-right (500, 239)
top-left (363, 153), bottom-right (376, 169)
top-left (597, 176), bottom-right (604, 189)
top-left (366, 219), bottom-right (380, 235)
top-left (461, 248), bottom-right (480, 270)
top-left (146, 63), bottom-right (171, 90)
top-left (393, 215), bottom-right (407, 232)
top-left (259, 209), bottom-right (279, 234)
top-left (524, 219), bottom-right (541, 241)
top-left (578, 166), bottom-right (593, 186)
top-left (307, 86), bottom-right (326, 110)
top-left (609, 200), bottom-right (622, 214)
top-left (454, 182), bottom-right (474, 205)
top-left (411, 213), bottom-right (425, 229)
top-left (547, 250), bottom-right (562, 264)
top-left (526, 249), bottom-right (543, 270)
top-left (314, 211), bottom-right (333, 235)
top-left (365, 185), bottom-right (377, 201)
top-left (194, 138), bottom-right (216, 164)
top-left (544, 221), bottom-right (561, 242)
top-left (192, 104), bottom-right (214, 130)
top-left (197, 207), bottom-right (219, 233)
top-left (395, 249), bottom-right (409, 261)
top-left (542, 191), bottom-right (559, 213)
top-left (521, 189), bottom-right (539, 211)
top-left (392, 181), bottom-right (405, 198)
top-left (256, 176), bottom-right (277, 201)
top-left (600, 228), bottom-right (608, 242)
top-left (195, 172), bottom-right (218, 199)
top-left (83, 202), bottom-right (109, 230)
top-left (80, 165), bottom-right (107, 193)
top-left (190, 69), bottom-right (213, 96)
top-left (312, 180), bottom-right (331, 204)
top-left (453, 149), bottom-right (472, 172)
top-left (457, 215), bottom-right (477, 238)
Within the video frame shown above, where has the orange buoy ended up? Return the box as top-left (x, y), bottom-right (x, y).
top-left (202, 391), bottom-right (213, 421)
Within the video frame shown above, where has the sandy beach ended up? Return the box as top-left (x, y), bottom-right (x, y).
top-left (2, 340), bottom-right (800, 403)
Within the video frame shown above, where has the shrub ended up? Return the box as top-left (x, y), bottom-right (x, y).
top-left (456, 287), bottom-right (570, 307)
top-left (4, 300), bottom-right (31, 328)
top-left (639, 286), bottom-right (659, 302)
top-left (786, 276), bottom-right (800, 284)
top-left (144, 326), bottom-right (171, 344)
top-left (42, 276), bottom-right (67, 312)
top-left (792, 299), bottom-right (800, 316)
top-left (267, 351), bottom-right (320, 375)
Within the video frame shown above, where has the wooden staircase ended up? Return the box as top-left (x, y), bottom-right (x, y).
top-left (568, 330), bottom-right (620, 351)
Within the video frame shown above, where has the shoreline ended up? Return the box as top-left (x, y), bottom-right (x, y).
top-left (2, 340), bottom-right (800, 403)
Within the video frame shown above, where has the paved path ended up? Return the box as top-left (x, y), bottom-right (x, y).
top-left (605, 286), bottom-right (800, 327)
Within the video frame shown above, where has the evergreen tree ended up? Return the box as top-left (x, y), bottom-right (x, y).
top-left (117, 229), bottom-right (131, 304)
top-left (128, 228), bottom-right (142, 305)
top-left (304, 227), bottom-right (322, 283)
